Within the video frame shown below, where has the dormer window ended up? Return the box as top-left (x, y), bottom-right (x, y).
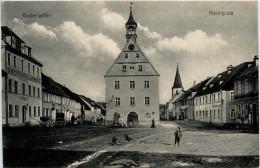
top-left (210, 84), bottom-right (214, 88)
top-left (203, 87), bottom-right (206, 90)
top-left (228, 70), bottom-right (232, 74)
top-left (219, 81), bottom-right (224, 85)
top-left (218, 74), bottom-right (222, 79)
top-left (136, 53), bottom-right (139, 58)
top-left (122, 65), bottom-right (126, 72)
top-left (125, 53), bottom-right (128, 58)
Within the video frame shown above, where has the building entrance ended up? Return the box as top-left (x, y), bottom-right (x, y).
top-left (127, 112), bottom-right (138, 127)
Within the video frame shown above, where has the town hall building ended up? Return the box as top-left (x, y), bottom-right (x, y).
top-left (104, 5), bottom-right (160, 126)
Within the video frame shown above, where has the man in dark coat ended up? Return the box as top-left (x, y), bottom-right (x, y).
top-left (174, 127), bottom-right (182, 146)
top-left (151, 118), bottom-right (155, 128)
top-left (71, 115), bottom-right (75, 125)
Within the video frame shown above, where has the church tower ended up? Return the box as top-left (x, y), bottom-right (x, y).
top-left (105, 3), bottom-right (160, 127)
top-left (172, 64), bottom-right (183, 99)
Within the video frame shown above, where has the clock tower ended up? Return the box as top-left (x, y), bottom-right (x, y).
top-left (104, 3), bottom-right (160, 127)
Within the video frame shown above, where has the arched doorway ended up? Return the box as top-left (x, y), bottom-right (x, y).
top-left (22, 106), bottom-right (27, 123)
top-left (127, 112), bottom-right (138, 127)
top-left (113, 112), bottom-right (120, 126)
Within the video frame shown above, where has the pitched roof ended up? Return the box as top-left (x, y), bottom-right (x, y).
top-left (104, 38), bottom-right (159, 77)
top-left (195, 62), bottom-right (251, 97)
top-left (235, 63), bottom-right (258, 79)
top-left (42, 73), bottom-right (69, 97)
top-left (172, 65), bottom-right (183, 89)
top-left (2, 26), bottom-right (24, 42)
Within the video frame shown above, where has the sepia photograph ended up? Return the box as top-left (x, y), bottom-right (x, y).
top-left (1, 1), bottom-right (259, 167)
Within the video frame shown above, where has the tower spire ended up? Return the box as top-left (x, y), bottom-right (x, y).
top-left (172, 64), bottom-right (183, 98)
top-left (125, 2), bottom-right (137, 42)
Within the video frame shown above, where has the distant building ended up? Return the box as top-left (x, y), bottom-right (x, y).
top-left (232, 56), bottom-right (258, 129)
top-left (104, 5), bottom-right (160, 126)
top-left (1, 26), bottom-right (43, 126)
top-left (194, 62), bottom-right (251, 124)
top-left (159, 104), bottom-right (166, 120)
top-left (166, 65), bottom-right (184, 120)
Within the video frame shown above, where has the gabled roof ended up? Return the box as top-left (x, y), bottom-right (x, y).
top-left (104, 38), bottom-right (159, 77)
top-left (2, 26), bottom-right (24, 42)
top-left (96, 102), bottom-right (106, 115)
top-left (195, 62), bottom-right (251, 97)
top-left (235, 63), bottom-right (257, 79)
top-left (172, 64), bottom-right (183, 89)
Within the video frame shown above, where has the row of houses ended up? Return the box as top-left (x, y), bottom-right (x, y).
top-left (165, 56), bottom-right (258, 129)
top-left (1, 26), bottom-right (105, 126)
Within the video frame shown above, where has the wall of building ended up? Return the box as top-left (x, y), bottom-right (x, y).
top-left (106, 75), bottom-right (159, 125)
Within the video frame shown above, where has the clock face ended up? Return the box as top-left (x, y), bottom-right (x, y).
top-left (128, 44), bottom-right (135, 51)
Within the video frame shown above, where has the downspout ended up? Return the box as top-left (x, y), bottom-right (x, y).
top-left (4, 48), bottom-right (8, 125)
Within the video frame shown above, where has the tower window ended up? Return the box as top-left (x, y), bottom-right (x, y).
top-left (138, 65), bottom-right (142, 72)
top-left (125, 53), bottom-right (128, 58)
top-left (8, 53), bottom-right (11, 66)
top-left (136, 53), bottom-right (139, 58)
top-left (130, 97), bottom-right (135, 106)
top-left (122, 65), bottom-right (126, 72)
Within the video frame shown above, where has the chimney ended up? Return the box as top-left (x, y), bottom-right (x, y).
top-left (193, 80), bottom-right (196, 86)
top-left (227, 65), bottom-right (233, 74)
top-left (254, 55), bottom-right (258, 67)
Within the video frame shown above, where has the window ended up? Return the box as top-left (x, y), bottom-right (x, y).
top-left (145, 113), bottom-right (151, 118)
top-left (29, 85), bottom-right (31, 96)
top-left (130, 81), bottom-right (135, 89)
top-left (122, 65), bottom-right (126, 72)
top-left (33, 65), bottom-right (35, 75)
top-left (38, 88), bottom-right (40, 98)
top-left (46, 109), bottom-right (49, 117)
top-left (33, 87), bottom-right (35, 97)
top-left (43, 108), bottom-right (45, 117)
top-left (245, 79), bottom-right (248, 93)
top-left (8, 79), bottom-right (12, 92)
top-left (15, 105), bottom-right (19, 117)
top-left (203, 97), bottom-right (204, 104)
top-left (34, 106), bottom-right (36, 117)
top-left (231, 91), bottom-right (234, 100)
top-left (138, 65), bottom-right (142, 72)
top-left (114, 81), bottom-right (120, 89)
top-left (14, 56), bottom-right (16, 68)
top-left (21, 60), bottom-right (24, 71)
top-left (130, 66), bottom-right (135, 69)
top-left (136, 53), bottom-right (139, 58)
top-left (145, 97), bottom-right (150, 105)
top-left (196, 111), bottom-right (198, 117)
top-left (29, 106), bottom-right (32, 117)
top-left (8, 53), bottom-right (11, 66)
top-left (218, 110), bottom-right (220, 119)
top-left (230, 109), bottom-right (235, 118)
top-left (37, 68), bottom-right (39, 77)
top-left (22, 83), bottom-right (25, 95)
top-left (238, 81), bottom-right (241, 94)
top-left (28, 63), bottom-right (30, 74)
top-left (206, 111), bottom-right (208, 118)
top-left (213, 94), bottom-right (216, 102)
top-left (218, 93), bottom-right (220, 101)
top-left (9, 105), bottom-right (13, 117)
top-left (214, 110), bottom-right (216, 118)
top-left (14, 81), bottom-right (18, 93)
top-left (130, 97), bottom-right (135, 106)
top-left (115, 97), bottom-right (120, 106)
top-left (203, 111), bottom-right (205, 118)
top-left (125, 53), bottom-right (128, 58)
top-left (38, 107), bottom-right (40, 116)
top-left (210, 95), bottom-right (212, 103)
top-left (144, 81), bottom-right (149, 88)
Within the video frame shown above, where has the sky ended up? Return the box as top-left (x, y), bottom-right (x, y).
top-left (1, 1), bottom-right (258, 104)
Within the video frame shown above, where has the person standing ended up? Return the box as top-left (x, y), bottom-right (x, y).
top-left (174, 127), bottom-right (182, 146)
top-left (151, 118), bottom-right (155, 128)
top-left (71, 114), bottom-right (75, 125)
